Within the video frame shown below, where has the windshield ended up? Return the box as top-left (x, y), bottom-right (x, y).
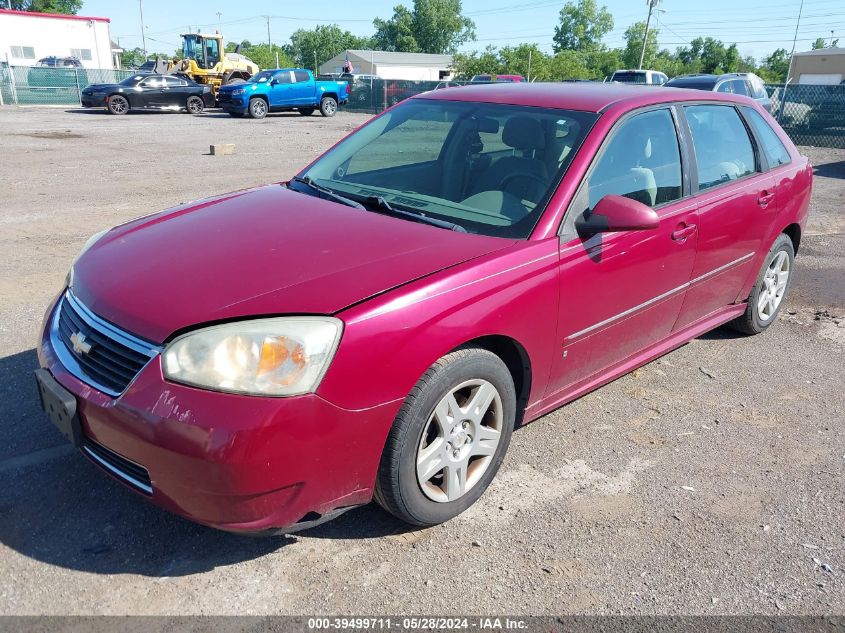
top-left (612, 72), bottom-right (647, 84)
top-left (248, 70), bottom-right (276, 84)
top-left (120, 75), bottom-right (146, 86)
top-left (299, 99), bottom-right (597, 238)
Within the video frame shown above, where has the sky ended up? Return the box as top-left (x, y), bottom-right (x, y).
top-left (79, 0), bottom-right (844, 62)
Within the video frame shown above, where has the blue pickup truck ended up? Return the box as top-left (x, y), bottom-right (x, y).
top-left (217, 68), bottom-right (349, 119)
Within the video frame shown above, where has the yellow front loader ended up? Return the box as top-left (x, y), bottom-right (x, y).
top-left (156, 33), bottom-right (259, 97)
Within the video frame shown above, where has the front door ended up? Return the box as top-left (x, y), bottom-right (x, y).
top-left (546, 107), bottom-right (698, 400)
top-left (268, 70), bottom-right (294, 107)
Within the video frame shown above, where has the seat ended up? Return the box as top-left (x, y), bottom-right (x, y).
top-left (470, 117), bottom-right (550, 204)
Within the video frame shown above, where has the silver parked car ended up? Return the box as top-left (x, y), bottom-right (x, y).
top-left (665, 73), bottom-right (772, 113)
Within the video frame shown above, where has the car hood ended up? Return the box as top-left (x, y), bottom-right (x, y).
top-left (72, 185), bottom-right (513, 343)
top-left (82, 83), bottom-right (119, 92)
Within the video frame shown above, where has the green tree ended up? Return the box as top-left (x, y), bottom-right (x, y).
top-left (8, 0), bottom-right (81, 12)
top-left (759, 47), bottom-right (790, 82)
top-left (452, 45), bottom-right (501, 79)
top-left (287, 25), bottom-right (372, 71)
top-left (373, 0), bottom-right (476, 54)
top-left (553, 0), bottom-right (614, 53)
top-left (812, 37), bottom-right (838, 49)
top-left (119, 47), bottom-right (148, 68)
top-left (622, 21), bottom-right (658, 68)
top-left (546, 50), bottom-right (591, 80)
top-left (583, 47), bottom-right (623, 79)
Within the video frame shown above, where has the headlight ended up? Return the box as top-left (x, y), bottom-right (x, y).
top-left (67, 228), bottom-right (108, 288)
top-left (162, 317), bottom-right (343, 396)
top-left (231, 88), bottom-right (245, 96)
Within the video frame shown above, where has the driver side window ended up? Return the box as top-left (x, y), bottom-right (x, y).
top-left (580, 108), bottom-right (683, 216)
top-left (273, 71), bottom-right (292, 85)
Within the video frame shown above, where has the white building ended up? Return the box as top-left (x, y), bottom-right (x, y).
top-left (0, 8), bottom-right (114, 69)
top-left (320, 50), bottom-right (453, 81)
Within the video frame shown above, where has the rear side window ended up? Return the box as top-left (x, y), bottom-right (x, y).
top-left (743, 107), bottom-right (791, 168)
top-left (685, 105), bottom-right (755, 191)
top-left (294, 70), bottom-right (310, 83)
top-left (581, 108), bottom-right (683, 213)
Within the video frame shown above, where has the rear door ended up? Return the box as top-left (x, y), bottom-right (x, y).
top-left (163, 76), bottom-right (190, 107)
top-left (547, 106), bottom-right (698, 398)
top-left (290, 70), bottom-right (313, 105)
top-left (673, 103), bottom-right (776, 329)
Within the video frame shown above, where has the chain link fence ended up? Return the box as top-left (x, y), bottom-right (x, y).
top-left (0, 64), bottom-right (134, 106)
top-left (768, 83), bottom-right (845, 149)
top-left (3, 67), bottom-right (844, 150)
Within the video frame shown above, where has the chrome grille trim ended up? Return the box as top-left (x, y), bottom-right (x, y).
top-left (50, 291), bottom-right (161, 397)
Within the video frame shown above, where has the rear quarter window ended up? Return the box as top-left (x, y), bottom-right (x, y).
top-left (743, 107), bottom-right (791, 168)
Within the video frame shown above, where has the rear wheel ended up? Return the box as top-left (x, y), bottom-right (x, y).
top-left (298, 107), bottom-right (315, 116)
top-left (374, 347), bottom-right (515, 526)
top-left (107, 95), bottom-right (129, 115)
top-left (728, 233), bottom-right (795, 335)
top-left (186, 95), bottom-right (204, 114)
top-left (248, 98), bottom-right (268, 119)
top-left (319, 96), bottom-right (337, 117)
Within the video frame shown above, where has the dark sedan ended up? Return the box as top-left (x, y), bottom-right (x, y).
top-left (81, 74), bottom-right (215, 115)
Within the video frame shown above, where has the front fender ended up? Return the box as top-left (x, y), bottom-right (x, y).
top-left (318, 240), bottom-right (560, 411)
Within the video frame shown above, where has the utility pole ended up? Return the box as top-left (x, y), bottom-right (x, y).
top-left (527, 49), bottom-right (532, 82)
top-left (778, 0), bottom-right (804, 122)
top-left (638, 0), bottom-right (658, 70)
top-left (139, 0), bottom-right (147, 58)
top-left (314, 51), bottom-right (318, 74)
top-left (216, 12), bottom-right (222, 33)
top-left (265, 15), bottom-right (272, 48)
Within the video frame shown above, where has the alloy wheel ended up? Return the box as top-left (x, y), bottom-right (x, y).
top-left (758, 250), bottom-right (790, 321)
top-left (416, 379), bottom-right (503, 503)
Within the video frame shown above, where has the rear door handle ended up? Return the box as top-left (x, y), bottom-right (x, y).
top-left (671, 223), bottom-right (697, 241)
top-left (758, 191), bottom-right (775, 208)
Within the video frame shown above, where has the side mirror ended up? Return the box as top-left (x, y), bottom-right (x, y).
top-left (575, 194), bottom-right (659, 234)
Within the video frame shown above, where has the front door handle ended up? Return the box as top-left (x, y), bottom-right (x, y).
top-left (757, 190), bottom-right (775, 208)
top-left (671, 223), bottom-right (697, 241)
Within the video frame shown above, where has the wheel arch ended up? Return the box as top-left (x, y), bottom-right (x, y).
top-left (321, 92), bottom-right (339, 102)
top-left (450, 334), bottom-right (532, 426)
top-left (249, 94), bottom-right (269, 105)
top-left (782, 222), bottom-right (801, 255)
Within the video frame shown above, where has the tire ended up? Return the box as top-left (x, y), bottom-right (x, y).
top-left (222, 72), bottom-right (247, 86)
top-left (228, 112), bottom-right (244, 118)
top-left (186, 95), bottom-right (204, 114)
top-left (374, 346), bottom-right (516, 527)
top-left (107, 95), bottom-right (129, 115)
top-left (298, 107), bottom-right (315, 116)
top-left (728, 233), bottom-right (795, 335)
top-left (319, 96), bottom-right (337, 117)
top-left (248, 97), bottom-right (268, 119)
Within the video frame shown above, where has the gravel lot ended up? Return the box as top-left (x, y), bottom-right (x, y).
top-left (0, 106), bottom-right (843, 616)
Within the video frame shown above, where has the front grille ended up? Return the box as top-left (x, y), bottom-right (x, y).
top-left (52, 292), bottom-right (160, 396)
top-left (82, 436), bottom-right (153, 495)
top-left (218, 92), bottom-right (232, 103)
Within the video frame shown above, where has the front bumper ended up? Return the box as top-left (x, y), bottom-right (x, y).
top-left (218, 93), bottom-right (248, 113)
top-left (81, 93), bottom-right (107, 108)
top-left (37, 298), bottom-right (401, 533)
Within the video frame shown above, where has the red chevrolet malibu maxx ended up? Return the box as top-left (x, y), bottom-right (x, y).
top-left (36, 84), bottom-right (811, 533)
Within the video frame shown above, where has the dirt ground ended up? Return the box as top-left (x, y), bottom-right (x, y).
top-left (0, 106), bottom-right (843, 616)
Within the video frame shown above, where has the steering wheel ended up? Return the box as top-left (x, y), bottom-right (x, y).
top-left (498, 172), bottom-right (549, 198)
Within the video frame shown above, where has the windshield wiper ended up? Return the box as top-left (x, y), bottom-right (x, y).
top-left (289, 176), bottom-right (364, 210)
top-left (357, 194), bottom-right (467, 233)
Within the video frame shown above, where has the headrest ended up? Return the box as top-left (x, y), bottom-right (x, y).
top-left (502, 117), bottom-right (545, 151)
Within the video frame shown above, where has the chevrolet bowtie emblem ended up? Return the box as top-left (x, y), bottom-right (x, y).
top-left (70, 331), bottom-right (93, 355)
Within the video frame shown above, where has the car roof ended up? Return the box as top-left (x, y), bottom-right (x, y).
top-left (416, 82), bottom-right (757, 113)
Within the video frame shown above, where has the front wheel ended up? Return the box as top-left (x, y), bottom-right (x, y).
top-left (107, 95), bottom-right (129, 115)
top-left (319, 96), bottom-right (337, 117)
top-left (248, 98), bottom-right (268, 119)
top-left (186, 95), bottom-right (204, 114)
top-left (374, 346), bottom-right (515, 526)
top-left (728, 233), bottom-right (795, 335)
